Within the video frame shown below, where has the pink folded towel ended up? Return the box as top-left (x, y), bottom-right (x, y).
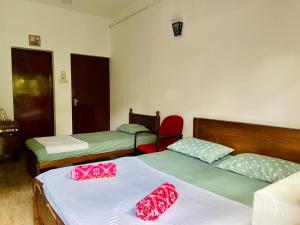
top-left (136, 182), bottom-right (178, 221)
top-left (71, 163), bottom-right (116, 181)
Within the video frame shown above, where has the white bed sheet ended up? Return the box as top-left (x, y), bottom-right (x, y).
top-left (35, 135), bottom-right (89, 154)
top-left (37, 157), bottom-right (252, 225)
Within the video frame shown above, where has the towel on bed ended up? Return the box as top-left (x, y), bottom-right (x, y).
top-left (71, 163), bottom-right (116, 181)
top-left (35, 135), bottom-right (89, 154)
top-left (136, 182), bottom-right (178, 221)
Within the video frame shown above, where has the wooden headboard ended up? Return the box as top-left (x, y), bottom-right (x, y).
top-left (193, 118), bottom-right (300, 163)
top-left (129, 108), bottom-right (160, 130)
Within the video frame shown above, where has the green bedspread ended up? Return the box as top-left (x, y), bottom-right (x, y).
top-left (26, 131), bottom-right (156, 162)
top-left (139, 150), bottom-right (269, 206)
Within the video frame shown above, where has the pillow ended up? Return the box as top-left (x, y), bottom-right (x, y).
top-left (167, 137), bottom-right (234, 164)
top-left (215, 153), bottom-right (300, 183)
top-left (117, 124), bottom-right (149, 134)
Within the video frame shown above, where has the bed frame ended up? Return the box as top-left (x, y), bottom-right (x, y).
top-left (193, 118), bottom-right (300, 163)
top-left (27, 108), bottom-right (160, 177)
top-left (33, 117), bottom-right (300, 225)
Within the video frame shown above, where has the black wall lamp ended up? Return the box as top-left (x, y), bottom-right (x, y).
top-left (172, 20), bottom-right (183, 37)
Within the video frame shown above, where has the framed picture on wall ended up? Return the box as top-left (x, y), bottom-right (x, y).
top-left (29, 35), bottom-right (41, 47)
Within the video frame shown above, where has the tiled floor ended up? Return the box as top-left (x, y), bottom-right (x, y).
top-left (0, 157), bottom-right (33, 225)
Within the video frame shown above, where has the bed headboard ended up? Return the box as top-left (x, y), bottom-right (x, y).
top-left (193, 118), bottom-right (300, 163)
top-left (129, 108), bottom-right (160, 130)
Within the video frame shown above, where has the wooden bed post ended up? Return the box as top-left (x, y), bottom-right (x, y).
top-left (129, 108), bottom-right (133, 123)
top-left (155, 111), bottom-right (160, 130)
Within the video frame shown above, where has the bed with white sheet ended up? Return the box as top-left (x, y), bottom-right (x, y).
top-left (36, 155), bottom-right (256, 225)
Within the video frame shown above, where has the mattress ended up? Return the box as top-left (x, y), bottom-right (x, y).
top-left (26, 130), bottom-right (156, 162)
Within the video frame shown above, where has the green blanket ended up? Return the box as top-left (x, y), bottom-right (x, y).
top-left (26, 131), bottom-right (156, 162)
top-left (139, 150), bottom-right (269, 206)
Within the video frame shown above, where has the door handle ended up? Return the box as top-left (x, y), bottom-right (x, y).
top-left (73, 98), bottom-right (79, 107)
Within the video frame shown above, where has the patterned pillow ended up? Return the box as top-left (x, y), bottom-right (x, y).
top-left (117, 124), bottom-right (149, 134)
top-left (215, 153), bottom-right (300, 183)
top-left (167, 137), bottom-right (234, 164)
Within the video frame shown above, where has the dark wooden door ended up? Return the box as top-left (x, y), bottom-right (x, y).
top-left (71, 54), bottom-right (109, 134)
top-left (11, 48), bottom-right (54, 140)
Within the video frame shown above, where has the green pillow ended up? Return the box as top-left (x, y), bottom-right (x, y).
top-left (117, 124), bottom-right (149, 134)
top-left (167, 137), bottom-right (234, 164)
top-left (215, 153), bottom-right (300, 183)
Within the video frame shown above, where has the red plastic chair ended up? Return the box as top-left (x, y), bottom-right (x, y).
top-left (135, 115), bottom-right (183, 154)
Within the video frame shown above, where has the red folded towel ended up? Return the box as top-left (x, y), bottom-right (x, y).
top-left (136, 182), bottom-right (178, 221)
top-left (71, 163), bottom-right (116, 181)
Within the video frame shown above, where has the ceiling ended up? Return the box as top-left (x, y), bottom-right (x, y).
top-left (25, 0), bottom-right (140, 18)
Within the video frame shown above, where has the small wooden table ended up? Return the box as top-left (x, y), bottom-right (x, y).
top-left (0, 122), bottom-right (21, 161)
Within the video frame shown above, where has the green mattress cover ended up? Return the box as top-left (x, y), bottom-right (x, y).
top-left (26, 131), bottom-right (156, 162)
top-left (138, 150), bottom-right (269, 206)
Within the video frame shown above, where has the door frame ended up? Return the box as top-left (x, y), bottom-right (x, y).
top-left (11, 47), bottom-right (55, 136)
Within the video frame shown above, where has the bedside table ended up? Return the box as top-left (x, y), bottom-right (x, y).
top-left (0, 121), bottom-right (21, 161)
top-left (0, 136), bottom-right (21, 160)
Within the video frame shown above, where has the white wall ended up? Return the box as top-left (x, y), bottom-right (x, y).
top-left (0, 0), bottom-right (110, 135)
top-left (110, 0), bottom-right (300, 136)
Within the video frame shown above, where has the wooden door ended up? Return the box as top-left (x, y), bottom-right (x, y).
top-left (71, 54), bottom-right (109, 134)
top-left (11, 48), bottom-right (54, 140)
